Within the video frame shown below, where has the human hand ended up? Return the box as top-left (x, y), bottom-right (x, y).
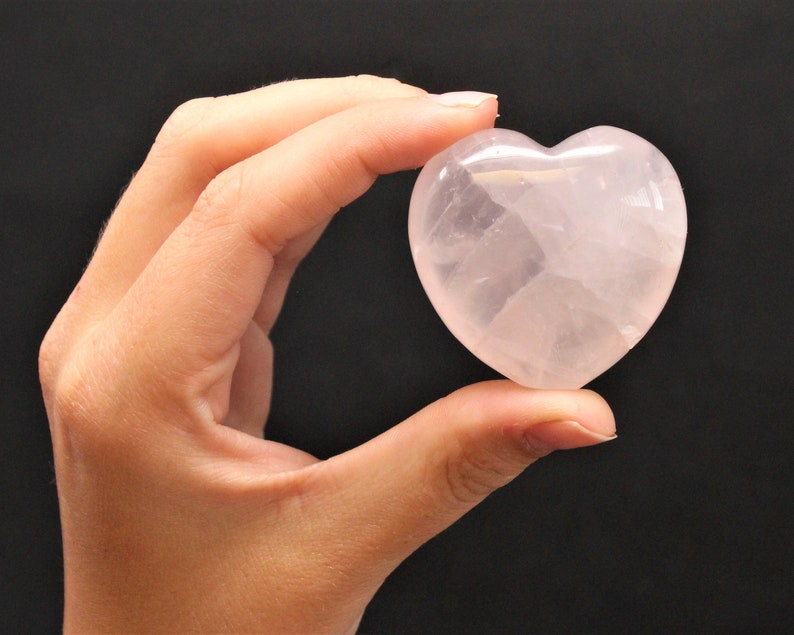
top-left (39, 75), bottom-right (616, 634)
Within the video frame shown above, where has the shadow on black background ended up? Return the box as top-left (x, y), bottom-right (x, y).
top-left (2, 2), bottom-right (791, 632)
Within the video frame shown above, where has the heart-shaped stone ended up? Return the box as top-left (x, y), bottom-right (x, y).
top-left (408, 126), bottom-right (687, 389)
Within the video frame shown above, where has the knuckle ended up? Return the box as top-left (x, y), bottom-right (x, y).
top-left (192, 168), bottom-right (245, 225)
top-left (51, 362), bottom-right (92, 430)
top-left (38, 324), bottom-right (64, 399)
top-left (313, 126), bottom-right (380, 208)
top-left (45, 328), bottom-right (133, 454)
top-left (49, 353), bottom-right (108, 448)
top-left (317, 142), bottom-right (359, 207)
top-left (192, 167), bottom-right (283, 252)
top-left (440, 443), bottom-right (519, 507)
top-left (39, 309), bottom-right (82, 403)
top-left (153, 96), bottom-right (216, 153)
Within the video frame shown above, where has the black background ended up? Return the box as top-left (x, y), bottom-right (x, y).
top-left (2, 1), bottom-right (792, 633)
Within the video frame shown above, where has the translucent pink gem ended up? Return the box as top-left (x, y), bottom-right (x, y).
top-left (409, 126), bottom-right (687, 389)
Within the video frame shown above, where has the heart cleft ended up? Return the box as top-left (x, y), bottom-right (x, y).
top-left (408, 126), bottom-right (687, 389)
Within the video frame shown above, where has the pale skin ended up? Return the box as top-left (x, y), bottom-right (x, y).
top-left (39, 75), bottom-right (616, 634)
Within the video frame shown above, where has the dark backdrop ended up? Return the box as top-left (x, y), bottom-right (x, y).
top-left (2, 1), bottom-right (792, 633)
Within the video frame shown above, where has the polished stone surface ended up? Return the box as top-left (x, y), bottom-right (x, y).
top-left (409, 126), bottom-right (687, 388)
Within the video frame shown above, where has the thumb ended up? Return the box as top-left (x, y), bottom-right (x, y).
top-left (314, 380), bottom-right (615, 579)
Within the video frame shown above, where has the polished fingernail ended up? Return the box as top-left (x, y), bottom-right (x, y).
top-left (427, 91), bottom-right (498, 107)
top-left (524, 420), bottom-right (617, 452)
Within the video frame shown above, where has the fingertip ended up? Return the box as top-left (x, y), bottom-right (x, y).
top-left (509, 385), bottom-right (616, 452)
top-left (449, 381), bottom-right (616, 452)
top-left (574, 388), bottom-right (617, 437)
top-left (424, 91), bottom-right (499, 130)
top-left (520, 420), bottom-right (617, 453)
top-left (427, 91), bottom-right (498, 108)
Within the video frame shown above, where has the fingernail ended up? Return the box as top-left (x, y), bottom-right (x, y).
top-left (524, 420), bottom-right (617, 453)
top-left (427, 91), bottom-right (498, 107)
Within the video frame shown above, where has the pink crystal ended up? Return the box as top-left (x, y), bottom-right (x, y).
top-left (408, 126), bottom-right (687, 389)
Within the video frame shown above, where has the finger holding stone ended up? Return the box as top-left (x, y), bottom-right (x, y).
top-left (104, 93), bottom-right (498, 425)
top-left (300, 382), bottom-right (616, 599)
top-left (70, 76), bottom-right (425, 327)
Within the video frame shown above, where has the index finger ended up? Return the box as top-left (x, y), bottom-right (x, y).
top-left (108, 92), bottom-right (498, 424)
top-left (72, 76), bottom-right (425, 326)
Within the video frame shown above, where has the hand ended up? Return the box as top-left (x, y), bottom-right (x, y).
top-left (39, 75), bottom-right (616, 634)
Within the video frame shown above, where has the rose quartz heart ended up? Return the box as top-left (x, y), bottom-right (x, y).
top-left (408, 126), bottom-right (687, 388)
